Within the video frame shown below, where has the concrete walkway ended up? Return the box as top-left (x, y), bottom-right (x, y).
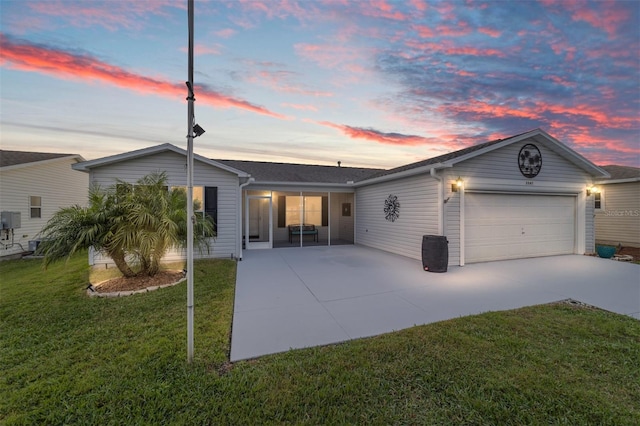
top-left (230, 245), bottom-right (640, 361)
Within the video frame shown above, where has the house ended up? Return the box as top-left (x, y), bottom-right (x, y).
top-left (594, 165), bottom-right (640, 248)
top-left (0, 150), bottom-right (88, 258)
top-left (72, 128), bottom-right (610, 267)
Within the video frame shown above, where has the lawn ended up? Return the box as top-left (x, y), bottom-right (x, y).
top-left (1, 253), bottom-right (639, 425)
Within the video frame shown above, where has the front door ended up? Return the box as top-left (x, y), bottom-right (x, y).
top-left (246, 195), bottom-right (272, 249)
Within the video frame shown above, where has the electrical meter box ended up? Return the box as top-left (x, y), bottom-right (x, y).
top-left (1, 211), bottom-right (21, 229)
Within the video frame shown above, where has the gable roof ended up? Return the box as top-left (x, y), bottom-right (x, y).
top-left (597, 165), bottom-right (640, 184)
top-left (72, 143), bottom-right (249, 177)
top-left (0, 150), bottom-right (83, 170)
top-left (356, 128), bottom-right (609, 185)
top-left (218, 159), bottom-right (382, 184)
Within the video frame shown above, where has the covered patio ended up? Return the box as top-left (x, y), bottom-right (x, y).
top-left (231, 246), bottom-right (640, 361)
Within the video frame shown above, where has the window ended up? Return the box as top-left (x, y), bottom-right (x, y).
top-left (30, 196), bottom-right (41, 219)
top-left (594, 191), bottom-right (603, 211)
top-left (281, 195), bottom-right (327, 226)
top-left (171, 186), bottom-right (217, 232)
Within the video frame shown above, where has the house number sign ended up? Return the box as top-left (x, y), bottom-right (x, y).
top-left (518, 143), bottom-right (542, 178)
top-left (384, 194), bottom-right (400, 222)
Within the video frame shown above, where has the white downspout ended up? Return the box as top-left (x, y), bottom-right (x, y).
top-left (237, 177), bottom-right (254, 260)
top-left (459, 182), bottom-right (465, 267)
top-left (430, 168), bottom-right (443, 235)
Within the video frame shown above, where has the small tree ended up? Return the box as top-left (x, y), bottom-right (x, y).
top-left (40, 172), bottom-right (215, 277)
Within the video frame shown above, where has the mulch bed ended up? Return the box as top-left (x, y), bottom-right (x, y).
top-left (95, 271), bottom-right (185, 293)
top-left (617, 246), bottom-right (640, 261)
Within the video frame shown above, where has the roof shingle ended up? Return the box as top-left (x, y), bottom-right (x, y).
top-left (217, 159), bottom-right (383, 184)
top-left (600, 165), bottom-right (640, 180)
top-left (0, 150), bottom-right (75, 168)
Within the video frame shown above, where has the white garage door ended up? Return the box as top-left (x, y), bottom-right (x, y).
top-left (466, 193), bottom-right (575, 263)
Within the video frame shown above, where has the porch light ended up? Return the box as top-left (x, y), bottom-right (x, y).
top-left (452, 177), bottom-right (463, 192)
top-left (586, 185), bottom-right (599, 196)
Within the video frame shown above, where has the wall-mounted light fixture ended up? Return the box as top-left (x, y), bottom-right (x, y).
top-left (451, 177), bottom-right (463, 192)
top-left (193, 123), bottom-right (206, 137)
top-left (586, 185), bottom-right (599, 196)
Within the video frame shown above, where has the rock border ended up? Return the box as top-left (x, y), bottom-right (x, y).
top-left (87, 276), bottom-right (186, 298)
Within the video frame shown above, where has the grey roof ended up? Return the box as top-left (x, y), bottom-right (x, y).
top-left (0, 150), bottom-right (76, 168)
top-left (217, 159), bottom-right (383, 184)
top-left (600, 165), bottom-right (640, 180)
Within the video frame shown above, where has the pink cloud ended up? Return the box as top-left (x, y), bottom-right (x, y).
top-left (478, 27), bottom-right (502, 38)
top-left (236, 0), bottom-right (317, 21)
top-left (571, 3), bottom-right (628, 37)
top-left (436, 21), bottom-right (471, 37)
top-left (179, 43), bottom-right (221, 56)
top-left (27, 0), bottom-right (178, 32)
top-left (543, 75), bottom-right (576, 88)
top-left (363, 0), bottom-right (409, 21)
top-left (282, 103), bottom-right (318, 111)
top-left (455, 69), bottom-right (476, 77)
top-left (412, 24), bottom-right (435, 38)
top-left (294, 42), bottom-right (374, 76)
top-left (215, 28), bottom-right (237, 39)
top-left (0, 34), bottom-right (285, 119)
top-left (317, 121), bottom-right (429, 146)
top-left (241, 62), bottom-right (334, 97)
top-left (542, 0), bottom-right (630, 38)
top-left (406, 40), bottom-right (507, 58)
top-left (410, 0), bottom-right (428, 12)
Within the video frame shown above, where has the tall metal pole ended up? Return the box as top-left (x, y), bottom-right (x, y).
top-left (186, 0), bottom-right (195, 363)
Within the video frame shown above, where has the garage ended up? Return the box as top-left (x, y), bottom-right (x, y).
top-left (465, 193), bottom-right (576, 263)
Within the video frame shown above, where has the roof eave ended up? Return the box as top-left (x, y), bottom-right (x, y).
top-left (2, 154), bottom-right (85, 172)
top-left (72, 143), bottom-right (250, 178)
top-left (354, 163), bottom-right (451, 187)
top-left (446, 128), bottom-right (610, 178)
top-left (596, 177), bottom-right (640, 184)
top-left (247, 180), bottom-right (355, 188)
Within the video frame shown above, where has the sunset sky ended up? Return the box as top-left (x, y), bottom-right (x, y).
top-left (1, 0), bottom-right (639, 169)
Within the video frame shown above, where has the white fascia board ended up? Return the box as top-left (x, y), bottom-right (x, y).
top-left (531, 129), bottom-right (610, 178)
top-left (596, 177), bottom-right (640, 184)
top-left (354, 163), bottom-right (450, 187)
top-left (246, 181), bottom-right (355, 192)
top-left (445, 130), bottom-right (541, 165)
top-left (446, 128), bottom-right (610, 178)
top-left (72, 143), bottom-right (175, 171)
top-left (72, 143), bottom-right (249, 178)
top-left (2, 154), bottom-right (85, 172)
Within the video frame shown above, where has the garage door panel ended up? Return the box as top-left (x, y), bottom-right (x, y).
top-left (466, 194), bottom-right (575, 263)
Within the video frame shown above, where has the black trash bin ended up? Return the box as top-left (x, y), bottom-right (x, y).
top-left (422, 235), bottom-right (448, 272)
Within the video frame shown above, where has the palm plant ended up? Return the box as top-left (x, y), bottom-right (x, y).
top-left (39, 172), bottom-right (215, 277)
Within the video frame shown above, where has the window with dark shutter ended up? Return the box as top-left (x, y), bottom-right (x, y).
top-left (204, 187), bottom-right (218, 232)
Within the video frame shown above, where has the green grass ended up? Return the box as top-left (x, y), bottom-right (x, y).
top-left (1, 253), bottom-right (639, 425)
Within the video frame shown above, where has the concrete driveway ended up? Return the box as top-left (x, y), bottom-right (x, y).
top-left (230, 245), bottom-right (640, 361)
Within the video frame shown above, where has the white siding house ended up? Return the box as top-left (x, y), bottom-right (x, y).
top-left (72, 144), bottom-right (250, 265)
top-left (0, 150), bottom-right (88, 258)
top-left (595, 166), bottom-right (640, 248)
top-left (71, 128), bottom-right (609, 268)
top-left (356, 174), bottom-right (439, 260)
top-left (354, 129), bottom-right (609, 265)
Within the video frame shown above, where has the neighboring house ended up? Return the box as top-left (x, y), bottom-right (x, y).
top-left (594, 165), bottom-right (640, 248)
top-left (72, 128), bottom-right (609, 266)
top-left (0, 150), bottom-right (88, 258)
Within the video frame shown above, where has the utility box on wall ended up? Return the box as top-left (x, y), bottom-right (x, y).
top-left (1, 211), bottom-right (21, 229)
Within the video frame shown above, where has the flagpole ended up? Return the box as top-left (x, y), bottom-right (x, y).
top-left (186, 0), bottom-right (195, 364)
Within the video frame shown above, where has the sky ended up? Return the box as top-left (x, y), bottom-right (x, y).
top-left (1, 0), bottom-right (639, 169)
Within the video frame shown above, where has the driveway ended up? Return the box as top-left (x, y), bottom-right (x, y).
top-left (230, 245), bottom-right (640, 361)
